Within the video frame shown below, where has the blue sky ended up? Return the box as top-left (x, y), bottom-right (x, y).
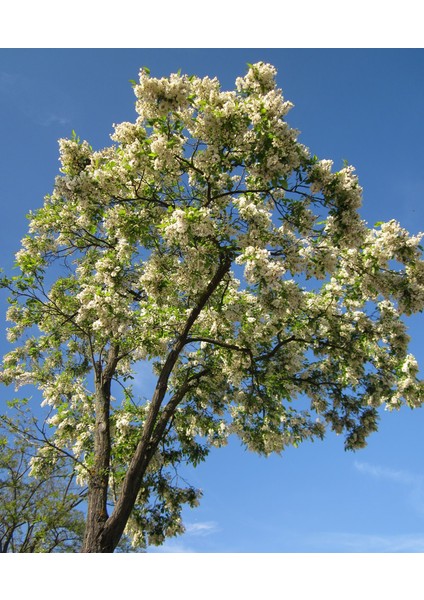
top-left (1, 49), bottom-right (424, 555)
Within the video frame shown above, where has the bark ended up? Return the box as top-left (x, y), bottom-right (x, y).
top-left (81, 347), bottom-right (118, 552)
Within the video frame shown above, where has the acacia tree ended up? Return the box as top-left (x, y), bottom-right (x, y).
top-left (1, 62), bottom-right (423, 552)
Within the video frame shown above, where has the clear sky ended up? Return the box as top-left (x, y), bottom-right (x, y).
top-left (1, 48), bottom-right (424, 555)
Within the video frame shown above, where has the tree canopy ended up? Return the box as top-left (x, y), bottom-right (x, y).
top-left (1, 62), bottom-right (423, 551)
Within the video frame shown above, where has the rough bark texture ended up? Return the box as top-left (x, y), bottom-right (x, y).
top-left (81, 348), bottom-right (118, 552)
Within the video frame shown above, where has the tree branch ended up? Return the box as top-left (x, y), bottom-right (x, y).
top-left (101, 253), bottom-right (232, 548)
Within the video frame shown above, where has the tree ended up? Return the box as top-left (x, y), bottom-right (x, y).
top-left (1, 62), bottom-right (423, 552)
top-left (0, 401), bottom-right (85, 552)
top-left (0, 401), bottom-right (139, 552)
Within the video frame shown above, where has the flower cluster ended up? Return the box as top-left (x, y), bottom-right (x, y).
top-left (236, 246), bottom-right (286, 288)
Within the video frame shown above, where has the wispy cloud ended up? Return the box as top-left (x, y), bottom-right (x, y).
top-left (306, 531), bottom-right (424, 553)
top-left (354, 461), bottom-right (420, 486)
top-left (150, 539), bottom-right (196, 553)
top-left (299, 462), bottom-right (424, 553)
top-left (1, 70), bottom-right (71, 128)
top-left (39, 113), bottom-right (70, 127)
top-left (0, 71), bottom-right (19, 91)
top-left (354, 460), bottom-right (424, 516)
top-left (185, 521), bottom-right (219, 537)
top-left (148, 521), bottom-right (219, 552)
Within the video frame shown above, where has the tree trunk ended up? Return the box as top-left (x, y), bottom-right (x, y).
top-left (81, 352), bottom-right (116, 553)
top-left (81, 477), bottom-right (112, 552)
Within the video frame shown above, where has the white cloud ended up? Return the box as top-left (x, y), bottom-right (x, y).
top-left (149, 539), bottom-right (196, 553)
top-left (148, 521), bottom-right (219, 553)
top-left (40, 113), bottom-right (70, 127)
top-left (354, 461), bottom-right (419, 486)
top-left (185, 521), bottom-right (219, 536)
top-left (307, 531), bottom-right (424, 553)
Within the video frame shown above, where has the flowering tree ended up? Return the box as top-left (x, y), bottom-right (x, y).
top-left (1, 62), bottom-right (423, 552)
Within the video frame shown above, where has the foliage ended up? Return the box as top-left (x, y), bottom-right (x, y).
top-left (1, 62), bottom-right (423, 550)
top-left (0, 402), bottom-right (85, 552)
